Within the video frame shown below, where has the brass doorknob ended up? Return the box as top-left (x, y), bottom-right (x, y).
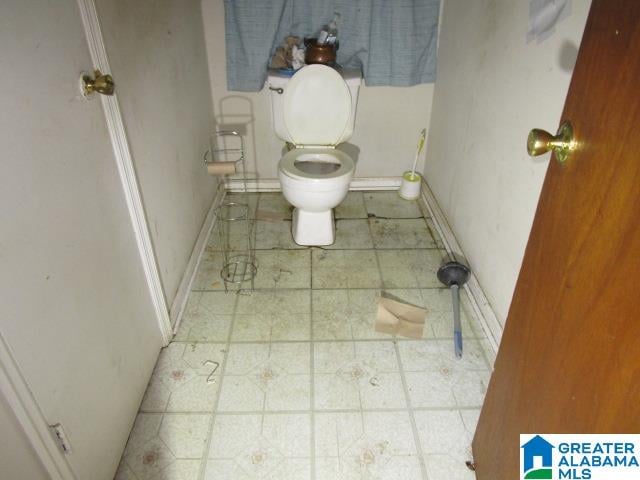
top-left (527, 121), bottom-right (576, 163)
top-left (81, 70), bottom-right (115, 96)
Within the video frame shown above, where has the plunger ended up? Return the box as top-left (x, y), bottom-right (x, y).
top-left (437, 261), bottom-right (471, 358)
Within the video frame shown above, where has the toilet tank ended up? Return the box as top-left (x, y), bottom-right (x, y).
top-left (267, 68), bottom-right (362, 145)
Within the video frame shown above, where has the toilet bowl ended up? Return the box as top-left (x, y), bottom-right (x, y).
top-left (279, 147), bottom-right (354, 245)
top-left (267, 64), bottom-right (362, 246)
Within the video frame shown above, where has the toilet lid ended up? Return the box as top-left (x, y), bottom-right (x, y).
top-left (279, 148), bottom-right (354, 181)
top-left (283, 65), bottom-right (351, 146)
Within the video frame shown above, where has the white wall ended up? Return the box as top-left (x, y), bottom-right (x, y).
top-left (201, 0), bottom-right (434, 179)
top-left (96, 0), bottom-right (217, 306)
top-left (0, 392), bottom-right (48, 480)
top-left (0, 1), bottom-right (163, 478)
top-left (424, 0), bottom-right (591, 324)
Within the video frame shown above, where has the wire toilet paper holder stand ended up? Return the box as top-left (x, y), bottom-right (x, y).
top-left (203, 130), bottom-right (250, 193)
top-left (205, 131), bottom-right (256, 293)
top-left (214, 202), bottom-right (256, 293)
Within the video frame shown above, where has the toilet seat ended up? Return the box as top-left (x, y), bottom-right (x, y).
top-left (283, 65), bottom-right (352, 146)
top-left (279, 148), bottom-right (354, 182)
top-left (279, 65), bottom-right (354, 186)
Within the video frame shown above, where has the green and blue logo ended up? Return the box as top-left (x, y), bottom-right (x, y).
top-left (521, 435), bottom-right (554, 479)
top-left (520, 434), bottom-right (640, 480)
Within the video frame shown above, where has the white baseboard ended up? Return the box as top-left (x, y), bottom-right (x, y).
top-left (170, 183), bottom-right (226, 334)
top-left (225, 178), bottom-right (280, 192)
top-left (350, 177), bottom-right (402, 190)
top-left (224, 177), bottom-right (403, 193)
top-left (420, 180), bottom-right (502, 354)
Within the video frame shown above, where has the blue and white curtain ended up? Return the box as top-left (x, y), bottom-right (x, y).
top-left (223, 0), bottom-right (440, 91)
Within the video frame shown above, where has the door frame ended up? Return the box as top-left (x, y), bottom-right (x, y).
top-left (77, 0), bottom-right (173, 346)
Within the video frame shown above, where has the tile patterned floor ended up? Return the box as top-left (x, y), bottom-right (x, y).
top-left (115, 191), bottom-right (496, 480)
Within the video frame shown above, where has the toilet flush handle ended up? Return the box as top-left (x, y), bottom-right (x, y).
top-left (269, 86), bottom-right (284, 94)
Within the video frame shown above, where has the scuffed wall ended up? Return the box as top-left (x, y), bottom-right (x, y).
top-left (424, 0), bottom-right (591, 324)
top-left (96, 0), bottom-right (217, 306)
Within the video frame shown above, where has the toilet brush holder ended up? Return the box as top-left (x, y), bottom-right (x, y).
top-left (399, 171), bottom-right (422, 200)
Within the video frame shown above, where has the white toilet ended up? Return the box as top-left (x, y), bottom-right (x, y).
top-left (267, 65), bottom-right (362, 246)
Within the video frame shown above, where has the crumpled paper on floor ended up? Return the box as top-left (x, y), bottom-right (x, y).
top-left (375, 296), bottom-right (427, 339)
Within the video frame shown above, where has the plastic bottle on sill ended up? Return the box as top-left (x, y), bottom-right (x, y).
top-left (317, 12), bottom-right (340, 45)
top-left (317, 28), bottom-right (329, 45)
top-left (325, 13), bottom-right (340, 45)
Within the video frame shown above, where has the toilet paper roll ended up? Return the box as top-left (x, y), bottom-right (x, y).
top-left (207, 162), bottom-right (237, 176)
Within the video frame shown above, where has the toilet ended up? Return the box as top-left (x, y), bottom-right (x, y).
top-left (267, 65), bottom-right (362, 246)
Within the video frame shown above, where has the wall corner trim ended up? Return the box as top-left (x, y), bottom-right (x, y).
top-left (420, 179), bottom-right (503, 354)
top-left (76, 0), bottom-right (173, 346)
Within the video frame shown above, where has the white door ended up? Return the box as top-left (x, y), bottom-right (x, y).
top-left (0, 1), bottom-right (163, 479)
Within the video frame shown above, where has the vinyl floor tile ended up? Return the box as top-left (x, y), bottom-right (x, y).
top-left (364, 191), bottom-right (423, 219)
top-left (121, 191), bottom-right (495, 480)
top-left (335, 191), bottom-right (367, 219)
top-left (370, 218), bottom-right (437, 249)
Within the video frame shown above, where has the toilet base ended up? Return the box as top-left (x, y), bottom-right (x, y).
top-left (291, 208), bottom-right (335, 246)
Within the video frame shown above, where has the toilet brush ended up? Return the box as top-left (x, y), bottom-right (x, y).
top-left (399, 129), bottom-right (426, 200)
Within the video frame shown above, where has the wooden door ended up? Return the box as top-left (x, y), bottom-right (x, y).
top-left (472, 1), bottom-right (640, 478)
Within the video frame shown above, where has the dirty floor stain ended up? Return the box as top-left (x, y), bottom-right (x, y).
top-left (115, 191), bottom-right (495, 480)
